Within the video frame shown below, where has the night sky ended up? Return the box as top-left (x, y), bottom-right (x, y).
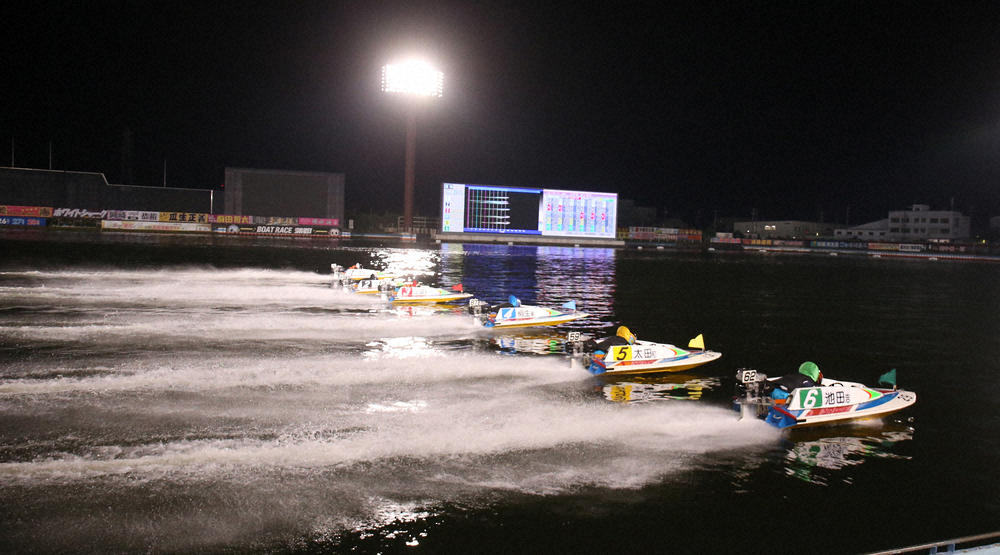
top-left (4, 2), bottom-right (1000, 231)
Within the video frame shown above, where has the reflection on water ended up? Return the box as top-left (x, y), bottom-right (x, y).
top-left (391, 303), bottom-right (468, 320)
top-left (781, 423), bottom-right (915, 485)
top-left (439, 243), bottom-right (616, 333)
top-left (370, 249), bottom-right (440, 283)
top-left (487, 330), bottom-right (593, 356)
top-left (536, 246), bottom-right (617, 334)
top-left (364, 336), bottom-right (440, 359)
top-left (594, 374), bottom-right (723, 403)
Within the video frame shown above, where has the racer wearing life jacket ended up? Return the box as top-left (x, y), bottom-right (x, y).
top-left (489, 295), bottom-right (521, 313)
top-left (769, 361), bottom-right (823, 401)
top-left (585, 326), bottom-right (636, 354)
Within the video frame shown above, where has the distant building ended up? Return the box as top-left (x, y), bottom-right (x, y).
top-left (223, 168), bottom-right (344, 223)
top-left (834, 205), bottom-right (970, 242)
top-left (0, 167), bottom-right (215, 213)
top-left (732, 220), bottom-right (835, 240)
top-left (617, 199), bottom-right (657, 227)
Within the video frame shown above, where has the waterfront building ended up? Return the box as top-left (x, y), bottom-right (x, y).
top-left (732, 220), bottom-right (835, 240)
top-left (834, 204), bottom-right (970, 242)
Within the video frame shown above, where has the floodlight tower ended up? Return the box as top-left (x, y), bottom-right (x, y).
top-left (381, 61), bottom-right (444, 231)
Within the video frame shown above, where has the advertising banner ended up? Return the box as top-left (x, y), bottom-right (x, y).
top-left (213, 225), bottom-right (340, 236)
top-left (249, 216), bottom-right (298, 225)
top-left (53, 208), bottom-right (107, 219)
top-left (298, 217), bottom-right (339, 227)
top-left (1, 206), bottom-right (53, 217)
top-left (0, 216), bottom-right (47, 226)
top-left (207, 214), bottom-right (253, 224)
top-left (105, 210), bottom-right (160, 221)
top-left (102, 220), bottom-right (211, 232)
top-left (159, 212), bottom-right (209, 223)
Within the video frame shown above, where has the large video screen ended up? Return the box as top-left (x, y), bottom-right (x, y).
top-left (441, 183), bottom-right (617, 238)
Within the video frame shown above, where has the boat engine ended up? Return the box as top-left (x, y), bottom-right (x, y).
top-left (734, 368), bottom-right (772, 420)
top-left (467, 298), bottom-right (490, 323)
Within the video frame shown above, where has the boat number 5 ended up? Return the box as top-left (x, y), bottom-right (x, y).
top-left (798, 388), bottom-right (823, 409)
top-left (613, 346), bottom-right (631, 361)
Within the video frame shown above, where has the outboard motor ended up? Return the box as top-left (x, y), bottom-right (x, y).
top-left (331, 264), bottom-right (346, 287)
top-left (468, 298), bottom-right (485, 316)
top-left (565, 332), bottom-right (589, 369)
top-left (565, 332), bottom-right (583, 356)
top-left (467, 299), bottom-right (489, 324)
top-left (735, 368), bottom-right (769, 420)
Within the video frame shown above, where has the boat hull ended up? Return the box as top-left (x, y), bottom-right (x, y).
top-left (388, 286), bottom-right (472, 304)
top-left (332, 265), bottom-right (405, 282)
top-left (586, 340), bottom-right (722, 375)
top-left (487, 312), bottom-right (588, 328)
top-left (764, 387), bottom-right (917, 429)
top-left (390, 293), bottom-right (473, 303)
top-left (590, 350), bottom-right (722, 375)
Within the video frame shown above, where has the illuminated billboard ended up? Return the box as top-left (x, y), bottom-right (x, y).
top-left (441, 183), bottom-right (617, 239)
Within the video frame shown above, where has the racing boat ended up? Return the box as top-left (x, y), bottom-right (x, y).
top-left (468, 296), bottom-right (588, 328)
top-left (385, 283), bottom-right (472, 304)
top-left (349, 276), bottom-right (407, 295)
top-left (331, 263), bottom-right (406, 282)
top-left (734, 368), bottom-right (917, 429)
top-left (582, 334), bottom-right (721, 375)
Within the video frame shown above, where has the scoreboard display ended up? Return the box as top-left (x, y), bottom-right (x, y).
top-left (440, 183), bottom-right (617, 239)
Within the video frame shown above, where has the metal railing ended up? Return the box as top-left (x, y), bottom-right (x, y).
top-left (860, 531), bottom-right (1000, 555)
top-left (394, 216), bottom-right (439, 235)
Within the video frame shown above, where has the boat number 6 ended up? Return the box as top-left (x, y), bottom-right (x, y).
top-left (798, 388), bottom-right (823, 409)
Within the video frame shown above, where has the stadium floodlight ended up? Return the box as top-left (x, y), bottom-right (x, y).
top-left (382, 60), bottom-right (444, 232)
top-left (382, 61), bottom-right (444, 97)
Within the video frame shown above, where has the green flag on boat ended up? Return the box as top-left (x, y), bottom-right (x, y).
top-left (878, 368), bottom-right (897, 387)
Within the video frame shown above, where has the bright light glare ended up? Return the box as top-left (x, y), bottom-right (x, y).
top-left (382, 61), bottom-right (444, 97)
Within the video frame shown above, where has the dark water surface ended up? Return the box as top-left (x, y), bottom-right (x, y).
top-left (1, 229), bottom-right (998, 554)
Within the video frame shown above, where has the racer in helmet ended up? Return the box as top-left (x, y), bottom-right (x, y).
top-left (616, 326), bottom-right (636, 345)
top-left (769, 361), bottom-right (823, 401)
top-left (586, 325), bottom-right (637, 353)
top-left (487, 295), bottom-right (521, 313)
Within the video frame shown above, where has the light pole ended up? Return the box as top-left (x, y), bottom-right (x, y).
top-left (382, 61), bottom-right (443, 231)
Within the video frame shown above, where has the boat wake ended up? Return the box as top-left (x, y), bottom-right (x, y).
top-left (0, 266), bottom-right (779, 552)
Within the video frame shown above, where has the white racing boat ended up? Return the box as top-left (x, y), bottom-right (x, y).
top-left (385, 284), bottom-right (472, 304)
top-left (468, 296), bottom-right (588, 328)
top-left (581, 334), bottom-right (721, 375)
top-left (348, 276), bottom-right (407, 295)
top-left (331, 263), bottom-right (406, 283)
top-left (734, 368), bottom-right (917, 429)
